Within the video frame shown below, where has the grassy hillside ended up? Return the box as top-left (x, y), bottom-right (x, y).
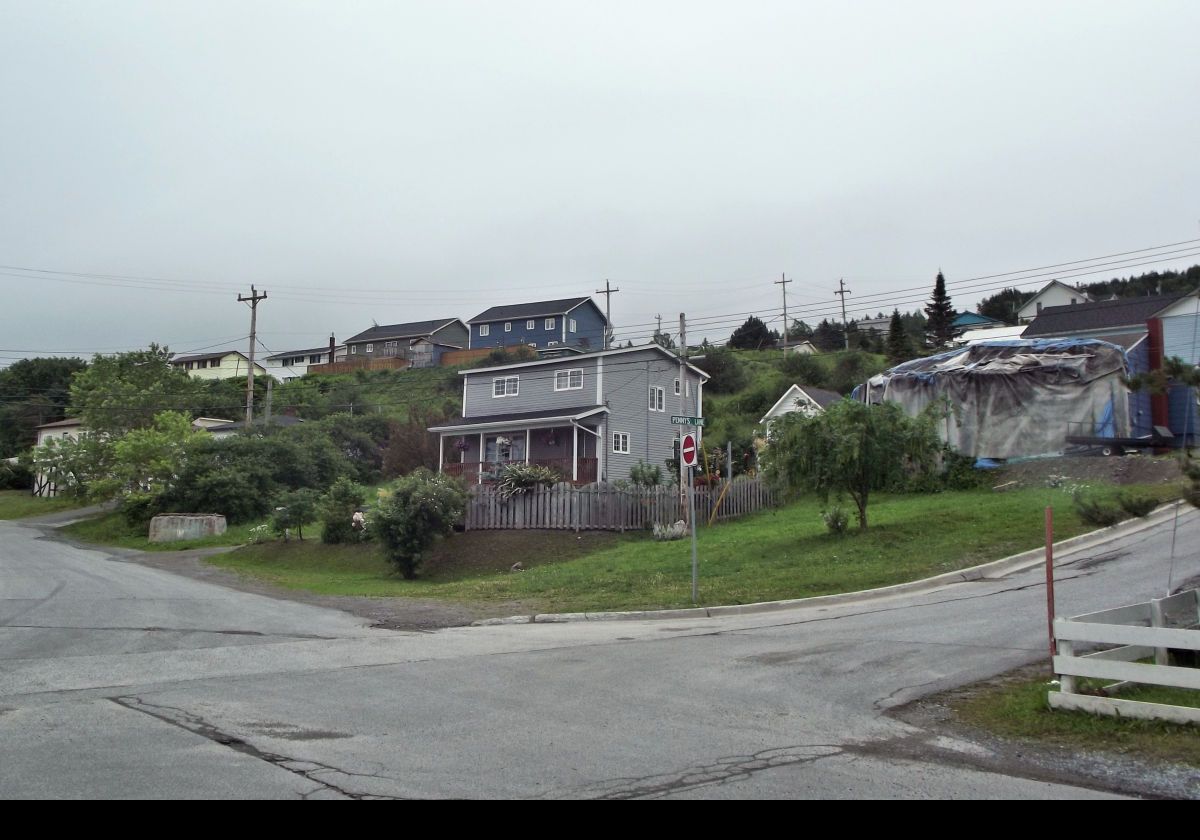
top-left (275, 366), bottom-right (463, 421)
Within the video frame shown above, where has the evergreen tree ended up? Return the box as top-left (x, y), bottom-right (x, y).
top-left (977, 287), bottom-right (1033, 325)
top-left (924, 271), bottom-right (954, 349)
top-left (886, 309), bottom-right (912, 364)
top-left (812, 319), bottom-right (845, 352)
top-left (728, 316), bottom-right (773, 350)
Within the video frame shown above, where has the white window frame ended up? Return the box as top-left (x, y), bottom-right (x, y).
top-left (351, 345), bottom-right (357, 354)
top-left (545, 318), bottom-right (555, 330)
top-left (674, 378), bottom-right (680, 396)
top-left (569, 319), bottom-right (577, 333)
top-left (526, 319), bottom-right (536, 330)
top-left (612, 431), bottom-right (630, 454)
top-left (366, 343), bottom-right (374, 353)
top-left (504, 322), bottom-right (511, 332)
top-left (554, 369), bottom-right (584, 391)
top-left (649, 385), bottom-right (665, 412)
top-left (492, 375), bottom-right (519, 397)
top-left (480, 324), bottom-right (491, 337)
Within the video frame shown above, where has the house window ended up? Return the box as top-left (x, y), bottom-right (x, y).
top-left (613, 432), bottom-right (630, 454)
top-left (504, 322), bottom-right (512, 332)
top-left (493, 376), bottom-right (519, 397)
top-left (545, 318), bottom-right (555, 330)
top-left (674, 378), bottom-right (680, 396)
top-left (555, 369), bottom-right (583, 391)
top-left (309, 354), bottom-right (321, 364)
top-left (351, 345), bottom-right (357, 354)
top-left (649, 386), bottom-right (665, 412)
top-left (526, 320), bottom-right (536, 330)
top-left (570, 319), bottom-right (577, 333)
top-left (366, 344), bottom-right (374, 353)
top-left (480, 324), bottom-right (491, 337)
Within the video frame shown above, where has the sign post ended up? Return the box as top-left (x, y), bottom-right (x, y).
top-left (681, 433), bottom-right (699, 603)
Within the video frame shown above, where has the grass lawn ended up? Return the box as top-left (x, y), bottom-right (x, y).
top-left (207, 482), bottom-right (1181, 613)
top-left (953, 668), bottom-right (1200, 767)
top-left (60, 511), bottom-right (272, 552)
top-left (0, 489), bottom-right (87, 520)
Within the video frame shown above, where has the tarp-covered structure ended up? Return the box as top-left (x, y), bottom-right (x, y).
top-left (856, 339), bottom-right (1130, 459)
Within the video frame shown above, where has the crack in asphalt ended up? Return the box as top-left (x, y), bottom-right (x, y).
top-left (873, 678), bottom-right (944, 712)
top-left (110, 696), bottom-right (408, 800)
top-left (0, 581), bottom-right (66, 626)
top-left (0, 625), bottom-right (335, 639)
top-left (545, 744), bottom-right (846, 799)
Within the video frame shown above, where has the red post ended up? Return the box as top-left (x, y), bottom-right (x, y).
top-left (1045, 506), bottom-right (1057, 668)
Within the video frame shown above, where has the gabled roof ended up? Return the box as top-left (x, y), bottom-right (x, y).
top-left (1021, 280), bottom-right (1094, 311)
top-left (344, 319), bottom-right (463, 345)
top-left (1023, 292), bottom-right (1188, 337)
top-left (759, 384), bottom-right (842, 424)
top-left (171, 350), bottom-right (250, 364)
top-left (468, 297), bottom-right (605, 324)
top-left (265, 346), bottom-right (334, 361)
top-left (953, 312), bottom-right (1003, 328)
top-left (36, 417), bottom-right (84, 430)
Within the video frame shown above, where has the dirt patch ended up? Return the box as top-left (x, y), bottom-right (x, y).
top-left (990, 454), bottom-right (1184, 489)
top-left (892, 664), bottom-right (1200, 800)
top-left (421, 529), bottom-right (624, 578)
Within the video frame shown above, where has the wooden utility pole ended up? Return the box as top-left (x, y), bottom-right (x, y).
top-left (835, 278), bottom-right (852, 350)
top-left (775, 273), bottom-right (792, 347)
top-left (238, 285), bottom-right (267, 425)
top-left (596, 279), bottom-right (620, 349)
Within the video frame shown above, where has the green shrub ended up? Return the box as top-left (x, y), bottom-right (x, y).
top-left (373, 469), bottom-right (469, 579)
top-left (1073, 491), bottom-right (1124, 527)
top-left (629, 459), bottom-right (663, 487)
top-left (695, 347), bottom-right (748, 394)
top-left (821, 505), bottom-right (849, 536)
top-left (320, 477), bottom-right (368, 544)
top-left (496, 463), bottom-right (560, 499)
top-left (1117, 491), bottom-right (1158, 518)
top-left (0, 460), bottom-right (32, 490)
top-left (779, 352), bottom-right (827, 387)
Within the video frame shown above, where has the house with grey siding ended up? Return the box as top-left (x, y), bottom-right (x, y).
top-left (429, 344), bottom-right (708, 484)
top-left (467, 297), bottom-right (608, 353)
top-left (344, 319), bottom-right (468, 367)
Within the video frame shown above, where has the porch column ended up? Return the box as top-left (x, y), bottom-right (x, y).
top-left (478, 432), bottom-right (485, 485)
top-left (572, 425), bottom-right (579, 481)
top-left (438, 434), bottom-right (445, 474)
top-left (525, 429), bottom-right (531, 464)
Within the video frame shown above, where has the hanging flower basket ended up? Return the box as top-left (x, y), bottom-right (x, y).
top-left (453, 437), bottom-right (469, 453)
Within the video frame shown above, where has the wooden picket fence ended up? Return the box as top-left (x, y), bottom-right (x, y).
top-left (462, 477), bottom-right (777, 531)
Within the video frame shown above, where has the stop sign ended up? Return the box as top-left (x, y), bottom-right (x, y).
top-left (681, 433), bottom-right (698, 467)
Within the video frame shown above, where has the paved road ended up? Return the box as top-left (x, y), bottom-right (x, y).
top-left (2, 510), bottom-right (1198, 799)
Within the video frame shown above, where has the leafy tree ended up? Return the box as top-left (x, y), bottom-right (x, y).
top-left (270, 488), bottom-right (320, 541)
top-left (0, 357), bottom-right (87, 458)
top-left (886, 309), bottom-right (913, 364)
top-left (70, 345), bottom-right (204, 435)
top-left (812, 319), bottom-right (845, 352)
top-left (977, 287), bottom-right (1033, 325)
top-left (373, 469), bottom-right (469, 579)
top-left (651, 328), bottom-right (675, 350)
top-left (787, 320), bottom-right (814, 340)
top-left (27, 432), bottom-right (114, 499)
top-left (88, 411), bottom-right (206, 520)
top-left (693, 347), bottom-right (748, 394)
top-left (320, 477), bottom-right (369, 544)
top-left (779, 352), bottom-right (827, 387)
top-left (762, 399), bottom-right (941, 530)
top-left (381, 406), bottom-right (450, 479)
top-left (924, 271), bottom-right (955, 349)
top-left (728, 316), bottom-right (774, 350)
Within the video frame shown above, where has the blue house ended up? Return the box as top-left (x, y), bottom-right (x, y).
top-left (467, 297), bottom-right (608, 353)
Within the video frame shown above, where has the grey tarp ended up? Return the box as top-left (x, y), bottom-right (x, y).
top-left (856, 339), bottom-right (1130, 459)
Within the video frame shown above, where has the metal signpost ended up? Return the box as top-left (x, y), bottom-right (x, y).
top-left (680, 431), bottom-right (700, 603)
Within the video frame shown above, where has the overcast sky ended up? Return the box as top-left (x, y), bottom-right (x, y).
top-left (2, 1), bottom-right (1198, 363)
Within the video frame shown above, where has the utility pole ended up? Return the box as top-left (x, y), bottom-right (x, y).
top-left (835, 278), bottom-right (851, 350)
top-left (775, 273), bottom-right (792, 347)
top-left (264, 377), bottom-right (273, 425)
top-left (678, 312), bottom-right (688, 501)
top-left (596, 279), bottom-right (620, 349)
top-left (238, 285), bottom-right (267, 426)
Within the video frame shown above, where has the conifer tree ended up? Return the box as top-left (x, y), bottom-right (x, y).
top-left (924, 271), bottom-right (954, 349)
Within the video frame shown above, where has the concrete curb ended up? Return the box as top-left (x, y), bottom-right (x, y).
top-left (471, 501), bottom-right (1193, 626)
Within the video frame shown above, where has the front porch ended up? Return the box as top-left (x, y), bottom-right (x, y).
top-left (437, 422), bottom-right (603, 485)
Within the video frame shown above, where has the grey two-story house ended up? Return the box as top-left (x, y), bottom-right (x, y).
top-left (429, 344), bottom-right (708, 484)
top-left (467, 297), bottom-right (608, 353)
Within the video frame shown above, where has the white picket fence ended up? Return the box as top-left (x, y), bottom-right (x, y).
top-left (1051, 589), bottom-right (1200, 724)
top-left (462, 478), bottom-right (777, 532)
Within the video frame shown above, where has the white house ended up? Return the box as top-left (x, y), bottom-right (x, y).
top-left (171, 351), bottom-right (268, 381)
top-left (759, 384), bottom-right (842, 431)
top-left (263, 345), bottom-right (342, 381)
top-left (1017, 281), bottom-right (1093, 323)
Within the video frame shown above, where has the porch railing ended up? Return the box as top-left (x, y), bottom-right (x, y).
top-left (443, 457), bottom-right (597, 484)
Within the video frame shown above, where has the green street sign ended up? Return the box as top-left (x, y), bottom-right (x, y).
top-left (671, 415), bottom-right (705, 426)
